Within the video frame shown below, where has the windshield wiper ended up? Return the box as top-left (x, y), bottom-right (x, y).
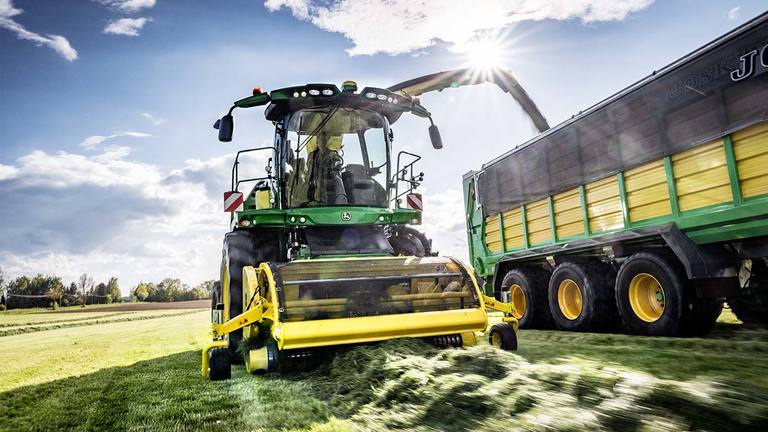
top-left (297, 105), bottom-right (340, 154)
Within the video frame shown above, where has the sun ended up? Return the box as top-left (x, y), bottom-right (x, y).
top-left (466, 39), bottom-right (505, 70)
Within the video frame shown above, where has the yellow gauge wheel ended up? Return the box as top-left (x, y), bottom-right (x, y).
top-left (557, 278), bottom-right (583, 320)
top-left (490, 332), bottom-right (502, 348)
top-left (628, 272), bottom-right (665, 322)
top-left (509, 284), bottom-right (526, 319)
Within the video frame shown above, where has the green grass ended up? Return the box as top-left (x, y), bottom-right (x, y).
top-left (0, 311), bottom-right (131, 327)
top-left (0, 309), bottom-right (203, 336)
top-left (1, 309), bottom-right (766, 431)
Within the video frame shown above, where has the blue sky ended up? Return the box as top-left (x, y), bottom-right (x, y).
top-left (1, 0), bottom-right (766, 292)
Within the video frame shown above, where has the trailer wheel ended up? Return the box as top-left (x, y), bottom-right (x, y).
top-left (488, 323), bottom-right (517, 350)
top-left (729, 297), bottom-right (768, 327)
top-left (682, 298), bottom-right (723, 336)
top-left (208, 347), bottom-right (231, 381)
top-left (616, 252), bottom-right (692, 336)
top-left (499, 267), bottom-right (553, 328)
top-left (728, 259), bottom-right (768, 327)
top-left (548, 260), bottom-right (619, 332)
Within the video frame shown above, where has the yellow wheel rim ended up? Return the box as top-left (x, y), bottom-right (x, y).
top-left (628, 273), bottom-right (665, 322)
top-left (509, 284), bottom-right (526, 319)
top-left (557, 278), bottom-right (583, 320)
top-left (491, 332), bottom-right (502, 347)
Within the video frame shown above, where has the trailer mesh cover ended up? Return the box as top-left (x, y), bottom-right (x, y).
top-left (478, 16), bottom-right (768, 215)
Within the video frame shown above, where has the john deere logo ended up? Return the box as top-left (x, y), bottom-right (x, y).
top-left (341, 211), bottom-right (351, 221)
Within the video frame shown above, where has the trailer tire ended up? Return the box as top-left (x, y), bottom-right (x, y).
top-left (499, 267), bottom-right (553, 329)
top-left (728, 259), bottom-right (768, 327)
top-left (208, 347), bottom-right (231, 381)
top-left (548, 260), bottom-right (619, 332)
top-left (682, 298), bottom-right (723, 336)
top-left (488, 323), bottom-right (517, 350)
top-left (615, 252), bottom-right (692, 336)
top-left (729, 297), bottom-right (768, 327)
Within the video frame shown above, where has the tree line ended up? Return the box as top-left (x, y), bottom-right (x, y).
top-left (0, 267), bottom-right (212, 310)
top-left (131, 279), bottom-right (213, 303)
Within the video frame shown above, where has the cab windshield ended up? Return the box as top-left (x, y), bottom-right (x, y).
top-left (283, 108), bottom-right (389, 208)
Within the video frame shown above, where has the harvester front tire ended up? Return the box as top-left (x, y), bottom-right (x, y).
top-left (209, 348), bottom-right (231, 381)
top-left (488, 323), bottom-right (517, 351)
top-left (615, 252), bottom-right (693, 336)
top-left (548, 260), bottom-right (619, 332)
top-left (221, 229), bottom-right (279, 363)
top-left (499, 267), bottom-right (553, 329)
top-left (389, 230), bottom-right (426, 257)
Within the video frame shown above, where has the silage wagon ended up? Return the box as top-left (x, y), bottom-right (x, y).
top-left (464, 12), bottom-right (768, 336)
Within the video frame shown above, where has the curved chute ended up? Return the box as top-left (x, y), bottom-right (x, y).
top-left (388, 67), bottom-right (550, 133)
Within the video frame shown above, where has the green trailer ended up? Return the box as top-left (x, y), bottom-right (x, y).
top-left (464, 12), bottom-right (768, 336)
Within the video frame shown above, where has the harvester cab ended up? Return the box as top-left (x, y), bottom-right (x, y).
top-left (202, 78), bottom-right (519, 380)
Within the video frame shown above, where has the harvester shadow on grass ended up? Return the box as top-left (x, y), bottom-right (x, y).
top-left (2, 330), bottom-right (768, 432)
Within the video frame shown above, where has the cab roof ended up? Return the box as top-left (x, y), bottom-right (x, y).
top-left (232, 83), bottom-right (431, 124)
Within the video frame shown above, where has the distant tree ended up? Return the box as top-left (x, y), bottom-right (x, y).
top-left (47, 282), bottom-right (65, 307)
top-left (133, 283), bottom-right (149, 301)
top-left (92, 282), bottom-right (109, 304)
top-left (0, 266), bottom-right (5, 305)
top-left (78, 274), bottom-right (94, 306)
top-left (6, 274), bottom-right (63, 309)
top-left (197, 280), bottom-right (215, 296)
top-left (106, 277), bottom-right (121, 303)
top-left (148, 278), bottom-right (181, 302)
top-left (62, 282), bottom-right (79, 307)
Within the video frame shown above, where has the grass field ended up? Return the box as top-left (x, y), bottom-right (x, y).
top-left (1, 306), bottom-right (766, 431)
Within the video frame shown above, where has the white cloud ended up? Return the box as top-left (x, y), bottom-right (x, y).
top-left (140, 112), bottom-right (165, 125)
top-left (0, 163), bottom-right (19, 181)
top-left (104, 17), bottom-right (150, 36)
top-left (421, 188), bottom-right (469, 262)
top-left (265, 0), bottom-right (654, 55)
top-left (0, 0), bottom-right (78, 61)
top-left (0, 147), bottom-right (237, 291)
top-left (728, 6), bottom-right (741, 20)
top-left (94, 0), bottom-right (157, 13)
top-left (80, 131), bottom-right (152, 148)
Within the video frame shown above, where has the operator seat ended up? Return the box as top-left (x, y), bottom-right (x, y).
top-left (342, 164), bottom-right (376, 205)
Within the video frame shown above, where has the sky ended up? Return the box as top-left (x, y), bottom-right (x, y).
top-left (1, 0), bottom-right (766, 294)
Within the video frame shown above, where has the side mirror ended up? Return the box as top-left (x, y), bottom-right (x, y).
top-left (215, 114), bottom-right (234, 142)
top-left (428, 124), bottom-right (443, 149)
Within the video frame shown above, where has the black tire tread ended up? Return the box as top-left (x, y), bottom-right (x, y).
top-left (582, 260), bottom-right (622, 331)
top-left (488, 323), bottom-right (517, 351)
top-left (548, 260), bottom-right (619, 332)
top-left (500, 267), bottom-right (553, 329)
top-left (615, 251), bottom-right (694, 336)
top-left (209, 347), bottom-right (231, 381)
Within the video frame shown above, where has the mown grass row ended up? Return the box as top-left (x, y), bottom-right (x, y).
top-left (0, 310), bottom-right (203, 337)
top-left (0, 312), bottom-right (130, 328)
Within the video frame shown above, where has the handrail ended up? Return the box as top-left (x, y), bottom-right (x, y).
top-left (392, 150), bottom-right (423, 205)
top-left (230, 146), bottom-right (276, 191)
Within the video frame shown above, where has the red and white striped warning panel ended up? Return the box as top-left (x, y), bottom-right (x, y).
top-left (224, 191), bottom-right (244, 213)
top-left (406, 193), bottom-right (423, 211)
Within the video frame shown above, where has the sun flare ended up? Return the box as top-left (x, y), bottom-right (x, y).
top-left (466, 39), bottom-right (505, 70)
